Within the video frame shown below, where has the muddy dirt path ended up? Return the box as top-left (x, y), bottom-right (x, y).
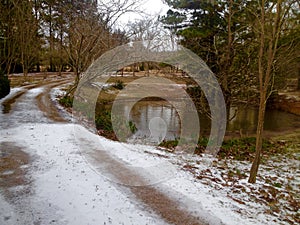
top-left (35, 80), bottom-right (72, 122)
top-left (2, 76), bottom-right (72, 114)
top-left (0, 142), bottom-right (31, 199)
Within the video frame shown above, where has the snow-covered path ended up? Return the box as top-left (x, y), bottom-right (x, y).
top-left (0, 78), bottom-right (277, 225)
top-left (0, 80), bottom-right (214, 225)
top-left (1, 123), bottom-right (169, 225)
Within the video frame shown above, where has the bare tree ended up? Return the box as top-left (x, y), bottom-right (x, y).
top-left (66, 12), bottom-right (110, 84)
top-left (248, 0), bottom-right (298, 183)
top-left (0, 0), bottom-right (18, 75)
top-left (14, 0), bottom-right (41, 76)
top-left (125, 15), bottom-right (176, 75)
top-left (61, 0), bottom-right (132, 97)
top-left (98, 0), bottom-right (144, 28)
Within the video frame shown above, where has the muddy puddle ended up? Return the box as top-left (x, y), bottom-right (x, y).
top-left (0, 142), bottom-right (31, 200)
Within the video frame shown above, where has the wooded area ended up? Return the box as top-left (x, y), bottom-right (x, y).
top-left (0, 0), bottom-right (132, 79)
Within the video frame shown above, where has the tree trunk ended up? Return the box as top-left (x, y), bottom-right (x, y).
top-left (58, 65), bottom-right (62, 76)
top-left (6, 62), bottom-right (11, 76)
top-left (23, 67), bottom-right (28, 77)
top-left (297, 67), bottom-right (300, 90)
top-left (248, 90), bottom-right (267, 183)
top-left (49, 5), bottom-right (54, 72)
top-left (146, 62), bottom-right (150, 76)
top-left (36, 62), bottom-right (40, 72)
top-left (75, 68), bottom-right (80, 85)
top-left (21, 53), bottom-right (28, 77)
top-left (132, 64), bottom-right (135, 77)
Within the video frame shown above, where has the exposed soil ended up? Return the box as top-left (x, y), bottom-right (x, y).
top-left (130, 186), bottom-right (210, 225)
top-left (35, 80), bottom-right (72, 122)
top-left (270, 91), bottom-right (300, 116)
top-left (8, 72), bottom-right (72, 87)
top-left (2, 74), bottom-right (73, 114)
top-left (0, 142), bottom-right (31, 200)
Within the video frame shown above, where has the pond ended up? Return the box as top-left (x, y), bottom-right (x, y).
top-left (125, 100), bottom-right (300, 143)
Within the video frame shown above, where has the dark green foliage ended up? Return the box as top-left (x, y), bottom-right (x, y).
top-left (186, 86), bottom-right (201, 97)
top-left (59, 95), bottom-right (73, 108)
top-left (158, 62), bottom-right (171, 68)
top-left (160, 136), bottom-right (285, 161)
top-left (0, 70), bottom-right (10, 99)
top-left (139, 63), bottom-right (145, 71)
top-left (273, 182), bottom-right (282, 188)
top-left (159, 139), bottom-right (179, 149)
top-left (219, 137), bottom-right (257, 160)
top-left (219, 137), bottom-right (285, 161)
top-left (159, 137), bottom-right (208, 152)
top-left (197, 136), bottom-right (209, 147)
top-left (95, 109), bottom-right (137, 140)
top-left (227, 168), bottom-right (247, 179)
top-left (162, 0), bottom-right (227, 73)
top-left (95, 110), bottom-right (113, 132)
top-left (128, 120), bottom-right (137, 133)
top-left (161, 0), bottom-right (267, 109)
top-left (112, 80), bottom-right (125, 90)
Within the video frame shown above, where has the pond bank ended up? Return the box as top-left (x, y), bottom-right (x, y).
top-left (270, 91), bottom-right (300, 116)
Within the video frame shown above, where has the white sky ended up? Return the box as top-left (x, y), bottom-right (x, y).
top-left (117, 0), bottom-right (170, 25)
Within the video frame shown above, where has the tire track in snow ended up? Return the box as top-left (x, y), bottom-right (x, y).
top-left (1, 77), bottom-right (72, 114)
top-left (35, 80), bottom-right (73, 122)
top-left (80, 138), bottom-right (210, 225)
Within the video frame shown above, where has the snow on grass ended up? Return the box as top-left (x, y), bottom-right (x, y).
top-left (50, 86), bottom-right (74, 122)
top-left (96, 133), bottom-right (299, 224)
top-left (96, 141), bottom-right (259, 224)
top-left (159, 151), bottom-right (299, 225)
top-left (50, 82), bottom-right (299, 224)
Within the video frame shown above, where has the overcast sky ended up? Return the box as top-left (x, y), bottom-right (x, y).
top-left (117, 0), bottom-right (170, 25)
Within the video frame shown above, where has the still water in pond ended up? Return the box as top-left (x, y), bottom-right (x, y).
top-left (127, 100), bottom-right (300, 142)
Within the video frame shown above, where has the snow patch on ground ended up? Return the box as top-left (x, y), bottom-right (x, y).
top-left (50, 86), bottom-right (74, 122)
top-left (0, 194), bottom-right (18, 225)
top-left (0, 87), bottom-right (24, 100)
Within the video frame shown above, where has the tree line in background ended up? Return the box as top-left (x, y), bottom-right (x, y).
top-left (0, 0), bottom-right (132, 81)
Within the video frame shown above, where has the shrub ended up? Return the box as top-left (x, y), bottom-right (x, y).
top-left (159, 139), bottom-right (179, 149)
top-left (112, 80), bottom-right (124, 90)
top-left (0, 71), bottom-right (10, 99)
top-left (95, 111), bottom-right (113, 132)
top-left (159, 136), bottom-right (285, 161)
top-left (59, 95), bottom-right (73, 108)
top-left (95, 110), bottom-right (138, 140)
top-left (128, 120), bottom-right (137, 133)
